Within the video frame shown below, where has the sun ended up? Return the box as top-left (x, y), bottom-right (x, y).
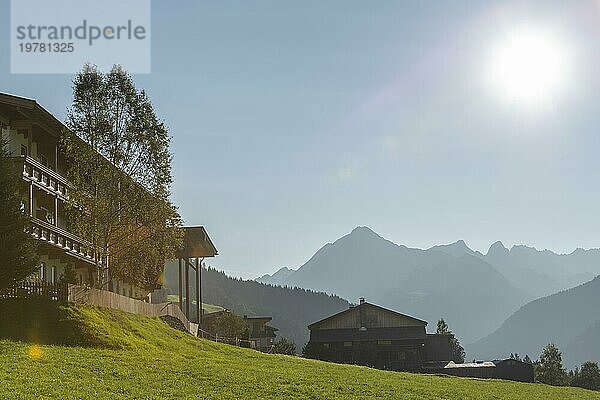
top-left (489, 28), bottom-right (567, 105)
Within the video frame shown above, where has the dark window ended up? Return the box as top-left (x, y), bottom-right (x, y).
top-left (20, 144), bottom-right (28, 156)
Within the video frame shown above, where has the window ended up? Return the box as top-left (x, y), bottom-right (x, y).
top-left (50, 266), bottom-right (57, 284)
top-left (323, 343), bottom-right (330, 349)
top-left (40, 154), bottom-right (48, 167)
top-left (343, 341), bottom-right (353, 347)
top-left (20, 144), bottom-right (28, 156)
top-left (377, 340), bottom-right (392, 345)
top-left (39, 263), bottom-right (46, 281)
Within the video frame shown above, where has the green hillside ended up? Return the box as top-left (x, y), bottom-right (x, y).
top-left (166, 295), bottom-right (225, 314)
top-left (0, 300), bottom-right (598, 400)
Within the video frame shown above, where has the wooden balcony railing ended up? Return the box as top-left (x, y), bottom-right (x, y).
top-left (20, 155), bottom-right (68, 198)
top-left (31, 218), bottom-right (97, 264)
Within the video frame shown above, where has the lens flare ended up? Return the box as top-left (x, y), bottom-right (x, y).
top-left (27, 344), bottom-right (43, 360)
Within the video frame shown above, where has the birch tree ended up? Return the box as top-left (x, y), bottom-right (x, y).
top-left (63, 64), bottom-right (183, 290)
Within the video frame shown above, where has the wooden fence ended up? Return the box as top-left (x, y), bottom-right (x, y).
top-left (0, 282), bottom-right (197, 336)
top-left (68, 285), bottom-right (198, 336)
top-left (0, 281), bottom-right (68, 302)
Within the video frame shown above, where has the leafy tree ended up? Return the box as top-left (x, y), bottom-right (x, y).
top-left (0, 139), bottom-right (38, 289)
top-left (510, 353), bottom-right (522, 361)
top-left (436, 318), bottom-right (465, 363)
top-left (535, 343), bottom-right (567, 386)
top-left (209, 312), bottom-right (246, 339)
top-left (571, 361), bottom-right (600, 391)
top-left (523, 354), bottom-right (533, 364)
top-left (273, 337), bottom-right (296, 355)
top-left (63, 64), bottom-right (183, 290)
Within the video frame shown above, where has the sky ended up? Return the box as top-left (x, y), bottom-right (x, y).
top-left (1, 1), bottom-right (600, 278)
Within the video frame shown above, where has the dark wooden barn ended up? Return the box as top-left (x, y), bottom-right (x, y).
top-left (305, 299), bottom-right (453, 371)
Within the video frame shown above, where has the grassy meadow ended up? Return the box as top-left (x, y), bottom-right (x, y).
top-left (0, 300), bottom-right (598, 400)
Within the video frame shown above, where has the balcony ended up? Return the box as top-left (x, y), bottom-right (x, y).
top-left (30, 218), bottom-right (97, 265)
top-left (18, 155), bottom-right (68, 199)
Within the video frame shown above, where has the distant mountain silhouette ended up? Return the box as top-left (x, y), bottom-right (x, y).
top-left (481, 243), bottom-right (600, 298)
top-left (428, 239), bottom-right (481, 258)
top-left (258, 227), bottom-right (600, 343)
top-left (468, 276), bottom-right (600, 368)
top-left (258, 227), bottom-right (530, 343)
top-left (382, 253), bottom-right (529, 342)
top-left (256, 267), bottom-right (295, 286)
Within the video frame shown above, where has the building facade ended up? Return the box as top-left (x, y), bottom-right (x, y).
top-left (244, 316), bottom-right (278, 352)
top-left (306, 299), bottom-right (453, 371)
top-left (1, 92), bottom-right (147, 299)
top-left (1, 93), bottom-right (100, 287)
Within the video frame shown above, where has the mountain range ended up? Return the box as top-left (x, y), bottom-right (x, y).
top-left (257, 226), bottom-right (600, 344)
top-left (468, 276), bottom-right (600, 368)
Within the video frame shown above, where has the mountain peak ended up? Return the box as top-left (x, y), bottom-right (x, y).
top-left (255, 266), bottom-right (295, 285)
top-left (350, 226), bottom-right (378, 236)
top-left (429, 239), bottom-right (475, 257)
top-left (487, 241), bottom-right (509, 256)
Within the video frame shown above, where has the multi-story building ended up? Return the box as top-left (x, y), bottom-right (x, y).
top-left (1, 92), bottom-right (145, 299)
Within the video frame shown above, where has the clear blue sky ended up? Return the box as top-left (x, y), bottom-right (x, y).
top-left (2, 1), bottom-right (599, 278)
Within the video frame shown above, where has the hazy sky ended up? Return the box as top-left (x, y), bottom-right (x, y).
top-left (2, 1), bottom-right (600, 278)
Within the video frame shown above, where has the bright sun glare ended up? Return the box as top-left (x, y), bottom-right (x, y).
top-left (490, 28), bottom-right (567, 105)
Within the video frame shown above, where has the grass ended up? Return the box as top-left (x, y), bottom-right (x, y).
top-left (0, 300), bottom-right (599, 399)
top-left (166, 295), bottom-right (224, 314)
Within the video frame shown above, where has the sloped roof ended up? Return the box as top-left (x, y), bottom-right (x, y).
top-left (308, 302), bottom-right (427, 329)
top-left (178, 226), bottom-right (218, 258)
top-left (0, 92), bottom-right (65, 136)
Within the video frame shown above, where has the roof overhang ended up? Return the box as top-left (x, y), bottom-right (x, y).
top-left (0, 92), bottom-right (65, 137)
top-left (177, 226), bottom-right (218, 258)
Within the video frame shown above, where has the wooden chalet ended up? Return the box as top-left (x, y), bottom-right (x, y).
top-left (306, 298), bottom-right (453, 371)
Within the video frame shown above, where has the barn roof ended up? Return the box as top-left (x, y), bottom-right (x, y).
top-left (308, 301), bottom-right (427, 330)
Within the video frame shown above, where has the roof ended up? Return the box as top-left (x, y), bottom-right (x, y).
top-left (0, 92), bottom-right (66, 137)
top-left (308, 302), bottom-right (428, 330)
top-left (177, 226), bottom-right (218, 258)
top-left (445, 361), bottom-right (495, 369)
top-left (244, 316), bottom-right (272, 322)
